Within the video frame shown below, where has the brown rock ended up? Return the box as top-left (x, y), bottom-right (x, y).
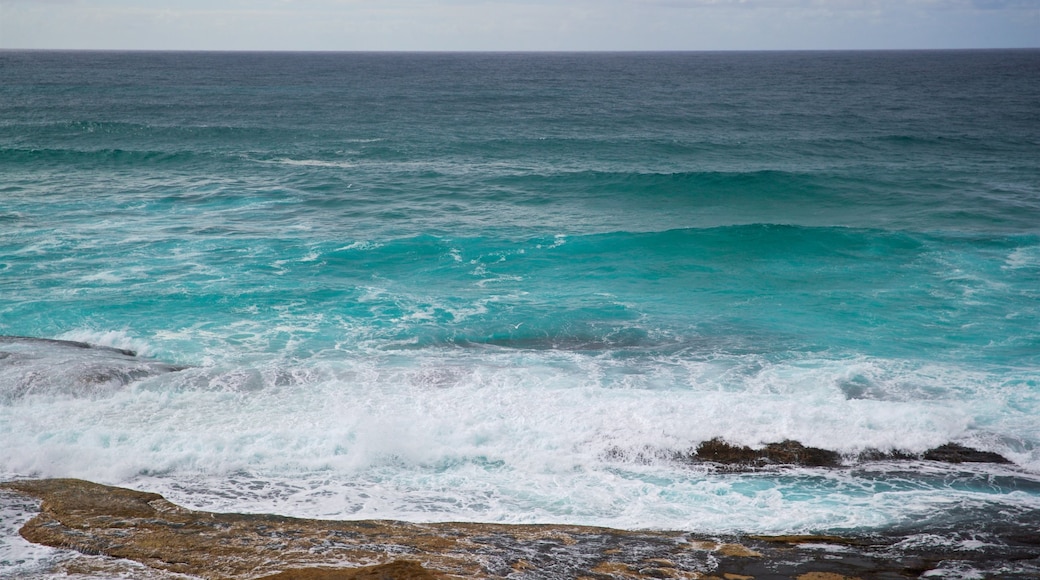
top-left (256, 561), bottom-right (440, 580)
top-left (3, 478), bottom-right (1026, 580)
top-left (693, 438), bottom-right (762, 464)
top-left (0, 478), bottom-right (709, 579)
top-left (760, 441), bottom-right (841, 467)
top-left (688, 439), bottom-right (1012, 469)
top-left (922, 443), bottom-right (1011, 464)
top-left (859, 443), bottom-right (1010, 464)
top-left (748, 535), bottom-right (864, 547)
top-left (855, 448), bottom-right (917, 462)
top-left (715, 544), bottom-right (762, 558)
top-left (591, 561), bottom-right (642, 578)
top-left (691, 438), bottom-right (840, 468)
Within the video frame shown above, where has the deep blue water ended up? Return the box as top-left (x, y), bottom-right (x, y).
top-left (2, 50), bottom-right (1040, 575)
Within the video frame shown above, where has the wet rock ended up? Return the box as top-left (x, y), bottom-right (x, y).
top-left (922, 443), bottom-right (1012, 464)
top-left (0, 479), bottom-right (718, 579)
top-left (681, 438), bottom-right (1012, 470)
top-left (0, 335), bottom-right (140, 357)
top-left (0, 335), bottom-right (187, 400)
top-left (748, 535), bottom-right (865, 547)
top-left (855, 448), bottom-right (918, 462)
top-left (255, 560), bottom-right (440, 580)
top-left (4, 479), bottom-right (1037, 579)
top-left (859, 443), bottom-right (1011, 465)
top-left (689, 438), bottom-right (841, 468)
top-left (759, 441), bottom-right (842, 467)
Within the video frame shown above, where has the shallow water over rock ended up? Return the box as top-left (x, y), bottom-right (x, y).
top-left (0, 336), bottom-right (187, 401)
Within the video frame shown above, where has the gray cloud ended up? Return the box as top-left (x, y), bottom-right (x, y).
top-left (0, 0), bottom-right (1036, 50)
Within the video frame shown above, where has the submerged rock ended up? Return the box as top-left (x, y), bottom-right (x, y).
top-left (0, 335), bottom-right (187, 400)
top-left (0, 335), bottom-right (140, 357)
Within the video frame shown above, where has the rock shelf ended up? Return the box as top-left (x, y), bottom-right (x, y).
top-left (6, 478), bottom-right (1039, 579)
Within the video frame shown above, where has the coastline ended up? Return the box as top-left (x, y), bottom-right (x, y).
top-left (4, 478), bottom-right (1038, 579)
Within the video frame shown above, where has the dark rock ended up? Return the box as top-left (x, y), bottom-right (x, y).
top-left (684, 438), bottom-right (1013, 470)
top-left (693, 438), bottom-right (763, 464)
top-left (761, 440), bottom-right (842, 467)
top-left (690, 438), bottom-right (841, 469)
top-left (256, 561), bottom-right (440, 580)
top-left (857, 448), bottom-right (918, 462)
top-left (922, 443), bottom-right (1012, 464)
top-left (858, 444), bottom-right (1011, 465)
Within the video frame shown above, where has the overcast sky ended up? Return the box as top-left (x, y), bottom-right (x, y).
top-left (1, 0), bottom-right (1037, 51)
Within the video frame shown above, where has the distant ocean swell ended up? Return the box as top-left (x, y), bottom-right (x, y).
top-left (7, 145), bottom-right (1038, 236)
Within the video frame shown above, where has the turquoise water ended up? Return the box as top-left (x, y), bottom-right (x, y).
top-left (2, 50), bottom-right (1040, 573)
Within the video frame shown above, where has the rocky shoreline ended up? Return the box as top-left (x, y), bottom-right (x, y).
top-left (4, 477), bottom-right (1039, 579)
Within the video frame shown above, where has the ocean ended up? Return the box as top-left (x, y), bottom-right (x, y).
top-left (1, 50), bottom-right (1039, 577)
